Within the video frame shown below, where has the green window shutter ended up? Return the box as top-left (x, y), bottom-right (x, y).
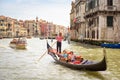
top-left (107, 16), bottom-right (113, 27)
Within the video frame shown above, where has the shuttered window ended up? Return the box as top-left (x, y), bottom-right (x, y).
top-left (107, 0), bottom-right (113, 6)
top-left (107, 16), bottom-right (113, 27)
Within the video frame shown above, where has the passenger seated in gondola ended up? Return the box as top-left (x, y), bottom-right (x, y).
top-left (21, 37), bottom-right (27, 44)
top-left (10, 38), bottom-right (17, 44)
top-left (17, 38), bottom-right (27, 44)
top-left (73, 56), bottom-right (83, 64)
top-left (17, 38), bottom-right (21, 44)
top-left (59, 50), bottom-right (68, 62)
top-left (67, 51), bottom-right (84, 64)
top-left (67, 51), bottom-right (76, 62)
top-left (13, 38), bottom-right (17, 42)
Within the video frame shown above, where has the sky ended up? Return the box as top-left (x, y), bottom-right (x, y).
top-left (0, 0), bottom-right (73, 27)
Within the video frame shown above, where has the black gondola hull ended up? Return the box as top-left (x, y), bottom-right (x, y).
top-left (50, 53), bottom-right (107, 71)
top-left (47, 42), bottom-right (107, 71)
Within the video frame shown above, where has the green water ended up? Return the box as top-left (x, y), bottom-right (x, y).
top-left (68, 42), bottom-right (120, 80)
top-left (0, 38), bottom-right (120, 80)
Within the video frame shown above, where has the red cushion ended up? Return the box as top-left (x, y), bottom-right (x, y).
top-left (73, 61), bottom-right (80, 64)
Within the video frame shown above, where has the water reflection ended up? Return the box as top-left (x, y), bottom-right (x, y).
top-left (0, 38), bottom-right (120, 80)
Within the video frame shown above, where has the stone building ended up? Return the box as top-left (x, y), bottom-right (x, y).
top-left (75, 0), bottom-right (86, 40)
top-left (47, 22), bottom-right (55, 38)
top-left (24, 20), bottom-right (35, 36)
top-left (13, 19), bottom-right (21, 37)
top-left (39, 19), bottom-right (48, 37)
top-left (0, 16), bottom-right (14, 38)
top-left (70, 1), bottom-right (76, 39)
top-left (70, 0), bottom-right (86, 40)
top-left (0, 15), bottom-right (66, 38)
top-left (0, 16), bottom-right (8, 37)
top-left (19, 20), bottom-right (27, 37)
top-left (84, 0), bottom-right (120, 42)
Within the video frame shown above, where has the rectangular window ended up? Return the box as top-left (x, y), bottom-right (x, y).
top-left (97, 30), bottom-right (99, 39)
top-left (86, 2), bottom-right (88, 11)
top-left (97, 0), bottom-right (99, 6)
top-left (107, 16), bottom-right (113, 27)
top-left (107, 0), bottom-right (113, 6)
top-left (95, 0), bottom-right (99, 7)
top-left (97, 17), bottom-right (99, 26)
top-left (92, 0), bottom-right (95, 8)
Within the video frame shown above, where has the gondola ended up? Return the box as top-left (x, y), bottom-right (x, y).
top-left (47, 42), bottom-right (107, 71)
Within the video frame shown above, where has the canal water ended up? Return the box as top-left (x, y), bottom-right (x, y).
top-left (0, 38), bottom-right (120, 80)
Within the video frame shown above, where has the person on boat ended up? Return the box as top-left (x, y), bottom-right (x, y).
top-left (10, 38), bottom-right (17, 44)
top-left (13, 38), bottom-right (17, 42)
top-left (73, 56), bottom-right (83, 64)
top-left (21, 37), bottom-right (27, 44)
top-left (67, 51), bottom-right (76, 62)
top-left (16, 37), bottom-right (25, 44)
top-left (56, 32), bottom-right (64, 53)
top-left (67, 51), bottom-right (84, 64)
top-left (59, 50), bottom-right (68, 62)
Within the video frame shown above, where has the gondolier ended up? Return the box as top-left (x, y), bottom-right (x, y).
top-left (56, 32), bottom-right (63, 53)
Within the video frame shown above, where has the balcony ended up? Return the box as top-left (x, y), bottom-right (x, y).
top-left (84, 5), bottom-right (119, 18)
top-left (104, 5), bottom-right (117, 11)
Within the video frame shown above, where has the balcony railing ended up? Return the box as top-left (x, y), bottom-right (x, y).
top-left (85, 5), bottom-right (118, 17)
top-left (104, 5), bottom-right (117, 11)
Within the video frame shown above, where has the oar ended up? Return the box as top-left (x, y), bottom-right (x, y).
top-left (37, 41), bottom-right (57, 62)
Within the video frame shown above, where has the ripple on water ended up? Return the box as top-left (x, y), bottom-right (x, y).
top-left (0, 39), bottom-right (120, 80)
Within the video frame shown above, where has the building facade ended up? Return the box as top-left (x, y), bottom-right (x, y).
top-left (70, 1), bottom-right (76, 39)
top-left (75, 0), bottom-right (86, 40)
top-left (70, 0), bottom-right (120, 42)
top-left (84, 0), bottom-right (120, 42)
top-left (24, 20), bottom-right (35, 36)
top-left (0, 15), bottom-right (67, 38)
top-left (70, 0), bottom-right (86, 40)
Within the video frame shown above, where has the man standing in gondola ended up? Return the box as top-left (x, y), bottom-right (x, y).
top-left (56, 32), bottom-right (64, 53)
